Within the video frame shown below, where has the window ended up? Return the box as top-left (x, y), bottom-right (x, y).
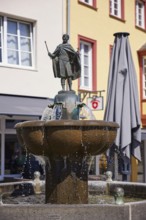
top-left (80, 0), bottom-right (93, 6)
top-left (0, 134), bottom-right (1, 176)
top-left (80, 41), bottom-right (92, 89)
top-left (142, 56), bottom-right (146, 98)
top-left (138, 48), bottom-right (146, 126)
top-left (110, 0), bottom-right (125, 20)
top-left (6, 119), bottom-right (25, 129)
top-left (79, 35), bottom-right (96, 91)
top-left (0, 16), bottom-right (34, 68)
top-left (0, 18), bottom-right (2, 62)
top-left (110, 45), bottom-right (113, 59)
top-left (136, 0), bottom-right (146, 29)
top-left (79, 0), bottom-right (97, 9)
top-left (0, 117), bottom-right (40, 180)
top-left (5, 134), bottom-right (23, 175)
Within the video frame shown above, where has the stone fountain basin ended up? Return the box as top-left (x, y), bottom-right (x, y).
top-left (15, 120), bottom-right (119, 156)
top-left (1, 180), bottom-right (146, 220)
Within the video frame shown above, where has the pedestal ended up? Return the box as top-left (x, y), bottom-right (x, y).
top-left (54, 90), bottom-right (80, 120)
top-left (45, 155), bottom-right (88, 204)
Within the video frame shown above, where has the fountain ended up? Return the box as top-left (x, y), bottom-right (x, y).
top-left (1, 34), bottom-right (146, 220)
top-left (14, 34), bottom-right (119, 205)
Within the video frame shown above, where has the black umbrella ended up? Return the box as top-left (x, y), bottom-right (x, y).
top-left (104, 32), bottom-right (141, 179)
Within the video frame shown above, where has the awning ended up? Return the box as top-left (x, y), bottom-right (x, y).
top-left (0, 94), bottom-right (53, 117)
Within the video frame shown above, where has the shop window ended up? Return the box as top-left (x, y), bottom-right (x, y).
top-left (6, 119), bottom-right (25, 129)
top-left (5, 134), bottom-right (24, 175)
top-left (137, 140), bottom-right (144, 182)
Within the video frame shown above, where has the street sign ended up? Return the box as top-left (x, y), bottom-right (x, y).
top-left (87, 96), bottom-right (103, 111)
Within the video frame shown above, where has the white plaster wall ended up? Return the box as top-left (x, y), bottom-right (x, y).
top-left (0, 0), bottom-right (65, 98)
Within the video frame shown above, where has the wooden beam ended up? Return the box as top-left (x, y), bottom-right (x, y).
top-left (130, 156), bottom-right (138, 182)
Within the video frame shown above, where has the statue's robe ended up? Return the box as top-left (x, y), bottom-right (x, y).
top-left (51, 43), bottom-right (81, 80)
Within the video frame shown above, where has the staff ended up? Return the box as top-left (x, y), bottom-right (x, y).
top-left (44, 41), bottom-right (49, 53)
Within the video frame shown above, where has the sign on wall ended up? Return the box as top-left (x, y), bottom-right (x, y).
top-left (87, 96), bottom-right (104, 111)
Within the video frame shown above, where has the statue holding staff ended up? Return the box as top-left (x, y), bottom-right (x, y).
top-left (45, 34), bottom-right (81, 91)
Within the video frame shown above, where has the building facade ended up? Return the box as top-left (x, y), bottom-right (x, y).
top-left (0, 0), bottom-right (66, 180)
top-left (69, 0), bottom-right (146, 181)
top-left (1, 0), bottom-right (146, 182)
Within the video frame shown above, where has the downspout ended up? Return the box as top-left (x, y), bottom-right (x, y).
top-left (66, 0), bottom-right (70, 37)
top-left (66, 0), bottom-right (71, 91)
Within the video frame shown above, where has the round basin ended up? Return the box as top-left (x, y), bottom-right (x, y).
top-left (15, 120), bottom-right (119, 156)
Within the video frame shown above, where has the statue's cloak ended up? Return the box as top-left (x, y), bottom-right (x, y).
top-left (52, 43), bottom-right (81, 80)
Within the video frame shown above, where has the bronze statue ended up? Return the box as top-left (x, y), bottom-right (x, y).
top-left (46, 34), bottom-right (81, 91)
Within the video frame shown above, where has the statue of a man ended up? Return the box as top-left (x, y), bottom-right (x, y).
top-left (48, 34), bottom-right (81, 91)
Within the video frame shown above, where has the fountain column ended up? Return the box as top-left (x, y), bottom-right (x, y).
top-left (45, 155), bottom-right (88, 204)
top-left (45, 90), bottom-right (88, 204)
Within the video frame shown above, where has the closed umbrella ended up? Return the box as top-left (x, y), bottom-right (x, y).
top-left (104, 32), bottom-right (141, 179)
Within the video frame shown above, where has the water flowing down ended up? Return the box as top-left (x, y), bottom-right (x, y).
top-left (53, 104), bottom-right (63, 120)
top-left (41, 104), bottom-right (63, 121)
top-left (41, 107), bottom-right (53, 121)
top-left (79, 104), bottom-right (96, 120)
